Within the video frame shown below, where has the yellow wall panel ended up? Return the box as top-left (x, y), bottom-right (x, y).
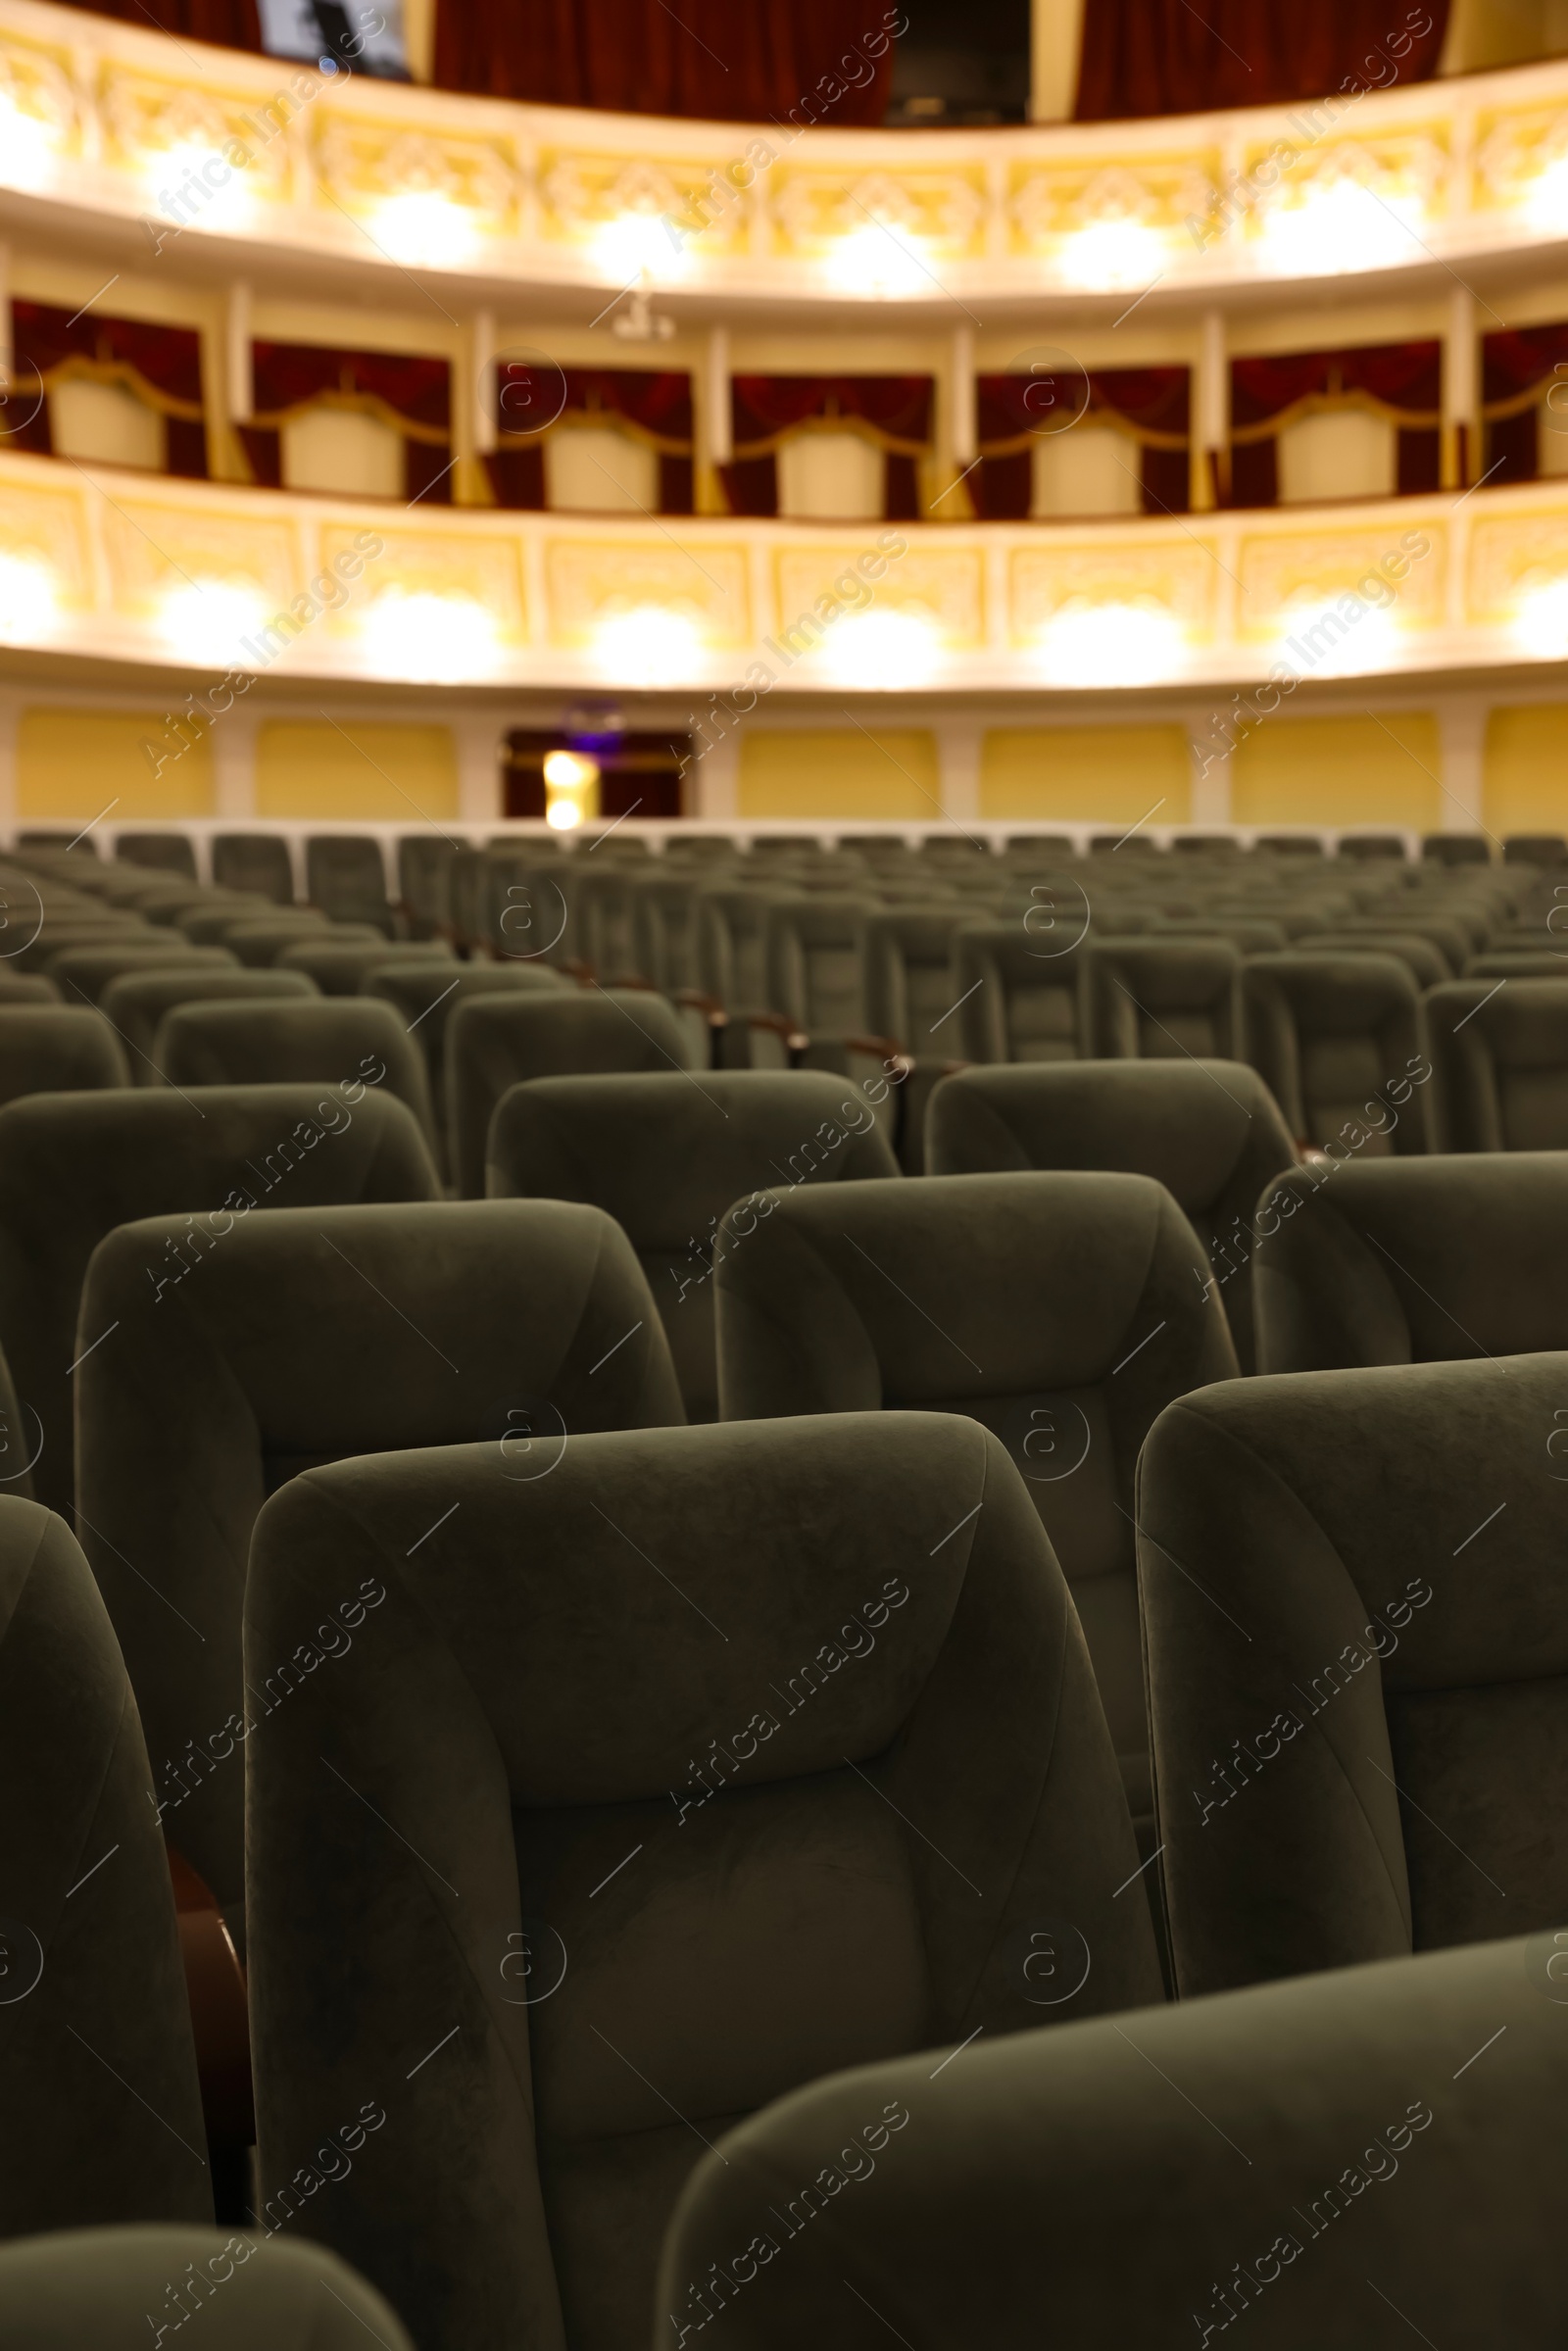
top-left (18, 709), bottom-right (214, 819)
top-left (1483, 706), bottom-right (1568, 837)
top-left (980, 726), bottom-right (1191, 823)
top-left (255, 722), bottom-right (459, 821)
top-left (1230, 712), bottom-right (1441, 829)
top-left (737, 729), bottom-right (939, 821)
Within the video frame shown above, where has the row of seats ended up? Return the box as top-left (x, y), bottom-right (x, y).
top-left (6, 1339), bottom-right (1564, 2340)
top-left (0, 835), bottom-right (1561, 2343)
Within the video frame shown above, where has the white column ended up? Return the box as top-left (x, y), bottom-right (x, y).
top-left (0, 689), bottom-right (20, 834)
top-left (949, 323), bottom-right (976, 466)
top-left (224, 281), bottom-right (252, 423)
top-left (691, 720), bottom-right (739, 819)
top-left (456, 716), bottom-right (503, 824)
top-left (1445, 283), bottom-right (1477, 490)
top-left (937, 718), bottom-right (983, 825)
top-left (697, 325), bottom-right (731, 514)
top-left (211, 705), bottom-right (257, 819)
top-left (1188, 717), bottom-right (1232, 827)
top-left (1438, 698), bottom-right (1487, 833)
top-left (471, 311), bottom-right (496, 456)
top-left (1195, 308), bottom-right (1227, 512)
top-left (1031, 0), bottom-right (1086, 122)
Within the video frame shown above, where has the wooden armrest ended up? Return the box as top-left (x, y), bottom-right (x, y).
top-left (168, 1845), bottom-right (253, 2152)
top-left (746, 1010), bottom-right (810, 1054)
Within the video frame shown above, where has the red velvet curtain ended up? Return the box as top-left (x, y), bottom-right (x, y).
top-left (486, 368), bottom-right (693, 514)
top-left (1076, 0), bottom-right (1446, 121)
top-left (1229, 342), bottom-right (1442, 506)
top-left (50, 0), bottom-right (262, 45)
top-left (435, 0), bottom-right (897, 120)
top-left (972, 367), bottom-right (1190, 519)
top-left (8, 300), bottom-right (208, 477)
top-left (722, 375), bottom-right (931, 517)
top-left (240, 343), bottom-right (452, 502)
top-left (1483, 323), bottom-right (1568, 485)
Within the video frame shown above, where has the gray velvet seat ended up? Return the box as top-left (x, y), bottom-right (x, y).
top-left (926, 1061), bottom-right (1296, 1373)
top-left (1427, 979), bottom-right (1568, 1149)
top-left (117, 832), bottom-right (198, 879)
top-left (305, 837), bottom-right (394, 935)
top-left (211, 834), bottom-right (293, 903)
top-left (1293, 929), bottom-right (1450, 988)
top-left (0, 1499), bottom-right (209, 2237)
top-left (1086, 937), bottom-right (1242, 1058)
top-left (246, 1410), bottom-right (1161, 2351)
top-left (275, 938), bottom-right (454, 996)
top-left (154, 1000), bottom-right (435, 1149)
top-left (0, 1086), bottom-right (438, 1516)
top-left (0, 976), bottom-right (59, 1005)
top-left (487, 1070), bottom-right (900, 1419)
top-left (45, 944), bottom-right (238, 1006)
top-left (398, 835), bottom-right (454, 939)
top-left (1241, 952), bottom-right (1430, 1153)
top-left (0, 1007), bottom-right (128, 1108)
top-left (0, 2228), bottom-right (415, 2349)
top-left (446, 989), bottom-right (694, 1200)
top-left (1253, 1152), bottom-right (1568, 1372)
top-left (659, 1932), bottom-right (1568, 2350)
top-left (1140, 1351), bottom-right (1568, 1999)
top-left (220, 920), bottom-right (379, 968)
top-left (715, 1170), bottom-right (1237, 1822)
top-left (367, 963), bottom-right (570, 1180)
top-left (951, 922), bottom-right (1091, 1063)
top-left (75, 1200), bottom-right (682, 1946)
top-left (100, 969), bottom-right (319, 1078)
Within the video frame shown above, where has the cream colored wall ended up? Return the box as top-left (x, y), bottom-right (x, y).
top-left (737, 728), bottom-right (939, 819)
top-left (980, 725), bottom-right (1191, 823)
top-left (254, 719), bottom-right (458, 820)
top-left (1229, 711), bottom-right (1443, 829)
top-left (1483, 704), bottom-right (1568, 833)
top-left (17, 708), bottom-right (214, 818)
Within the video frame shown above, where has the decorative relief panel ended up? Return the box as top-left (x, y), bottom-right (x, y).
top-left (774, 542), bottom-right (983, 643)
top-left (1236, 520), bottom-right (1446, 636)
top-left (545, 537), bottom-right (751, 645)
top-left (1008, 539), bottom-right (1215, 642)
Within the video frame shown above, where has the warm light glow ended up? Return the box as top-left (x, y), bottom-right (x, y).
top-left (362, 592), bottom-right (500, 682)
top-left (1258, 180), bottom-right (1426, 275)
top-left (0, 91), bottom-right (59, 191)
top-left (825, 222), bottom-right (929, 299)
top-left (1059, 218), bottom-right (1166, 291)
top-left (158, 579), bottom-right (268, 663)
top-left (543, 748), bottom-right (600, 830)
top-left (1525, 153), bottom-right (1568, 233)
top-left (1513, 578), bottom-right (1568, 658)
top-left (373, 191), bottom-right (477, 268)
top-left (144, 139), bottom-right (255, 231)
top-left (816, 608), bottom-right (940, 689)
top-left (591, 605), bottom-right (704, 684)
top-left (1276, 595), bottom-right (1398, 673)
top-left (1035, 599), bottom-right (1184, 686)
top-left (592, 213), bottom-right (685, 281)
top-left (0, 552), bottom-right (60, 640)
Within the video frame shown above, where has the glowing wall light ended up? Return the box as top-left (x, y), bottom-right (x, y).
top-left (816, 607), bottom-right (940, 688)
top-left (1276, 593), bottom-right (1398, 673)
top-left (591, 605), bottom-right (704, 685)
top-left (373, 190), bottom-right (477, 268)
top-left (0, 552), bottom-right (61, 640)
top-left (1259, 178), bottom-right (1425, 274)
top-left (1058, 218), bottom-right (1166, 291)
top-left (0, 90), bottom-right (60, 191)
top-left (158, 579), bottom-right (268, 664)
top-left (592, 211), bottom-right (685, 280)
top-left (1525, 151), bottom-right (1568, 233)
top-left (144, 137), bottom-right (255, 231)
top-left (825, 221), bottom-right (929, 299)
top-left (1513, 577), bottom-right (1568, 659)
top-left (543, 747), bottom-right (601, 831)
top-left (362, 591), bottom-right (500, 682)
top-left (1035, 599), bottom-right (1185, 687)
